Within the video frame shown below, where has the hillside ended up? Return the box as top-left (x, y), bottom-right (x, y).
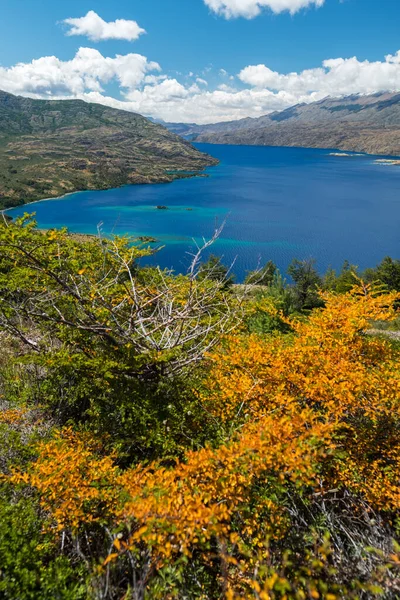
top-left (165, 93), bottom-right (400, 155)
top-left (0, 91), bottom-right (217, 209)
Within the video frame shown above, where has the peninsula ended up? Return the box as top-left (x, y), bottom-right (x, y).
top-left (0, 91), bottom-right (218, 210)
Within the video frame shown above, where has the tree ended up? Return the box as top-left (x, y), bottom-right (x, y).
top-left (323, 260), bottom-right (359, 294)
top-left (287, 258), bottom-right (323, 311)
top-left (364, 256), bottom-right (400, 291)
top-left (3, 216), bottom-right (400, 600)
top-left (244, 260), bottom-right (277, 286)
top-left (197, 254), bottom-right (235, 288)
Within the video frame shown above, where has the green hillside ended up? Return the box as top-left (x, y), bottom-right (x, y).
top-left (0, 91), bottom-right (218, 209)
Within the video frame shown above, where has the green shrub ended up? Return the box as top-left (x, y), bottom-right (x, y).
top-left (0, 486), bottom-right (87, 600)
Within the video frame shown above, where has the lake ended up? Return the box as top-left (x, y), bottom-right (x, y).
top-left (7, 144), bottom-right (400, 281)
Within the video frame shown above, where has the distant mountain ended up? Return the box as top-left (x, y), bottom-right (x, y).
top-left (0, 91), bottom-right (217, 209)
top-left (163, 93), bottom-right (400, 156)
top-left (158, 118), bottom-right (259, 139)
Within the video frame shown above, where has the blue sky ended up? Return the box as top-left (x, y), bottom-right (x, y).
top-left (1, 0), bottom-right (400, 123)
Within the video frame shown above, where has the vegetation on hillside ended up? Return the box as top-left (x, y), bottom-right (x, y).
top-left (1, 215), bottom-right (400, 599)
top-left (193, 92), bottom-right (400, 156)
top-left (0, 91), bottom-right (218, 209)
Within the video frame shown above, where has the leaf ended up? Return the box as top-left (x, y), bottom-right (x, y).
top-left (103, 553), bottom-right (119, 566)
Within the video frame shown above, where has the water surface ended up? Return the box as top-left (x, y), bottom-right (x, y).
top-left (8, 144), bottom-right (400, 281)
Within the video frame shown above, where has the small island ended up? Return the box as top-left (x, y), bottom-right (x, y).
top-left (156, 205), bottom-right (168, 210)
top-left (374, 159), bottom-right (400, 166)
top-left (138, 236), bottom-right (158, 243)
top-left (328, 152), bottom-right (364, 157)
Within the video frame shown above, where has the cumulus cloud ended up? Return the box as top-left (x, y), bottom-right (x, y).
top-left (63, 10), bottom-right (145, 42)
top-left (85, 86), bottom-right (300, 123)
top-left (1, 48), bottom-right (400, 124)
top-left (204, 0), bottom-right (324, 19)
top-left (0, 48), bottom-right (160, 97)
top-left (126, 78), bottom-right (190, 103)
top-left (144, 74), bottom-right (168, 84)
top-left (217, 83), bottom-right (236, 92)
top-left (239, 52), bottom-right (400, 96)
top-left (90, 50), bottom-right (400, 122)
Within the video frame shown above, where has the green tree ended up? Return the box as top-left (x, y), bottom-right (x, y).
top-left (323, 261), bottom-right (359, 294)
top-left (364, 256), bottom-right (400, 291)
top-left (287, 258), bottom-right (323, 311)
top-left (244, 260), bottom-right (277, 286)
top-left (197, 254), bottom-right (235, 288)
top-left (0, 486), bottom-right (87, 600)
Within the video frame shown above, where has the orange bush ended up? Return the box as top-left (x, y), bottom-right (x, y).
top-left (9, 284), bottom-right (400, 595)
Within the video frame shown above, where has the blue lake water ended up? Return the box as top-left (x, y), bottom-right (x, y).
top-left (7, 144), bottom-right (400, 281)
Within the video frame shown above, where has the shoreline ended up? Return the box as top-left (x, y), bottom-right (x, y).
top-left (4, 144), bottom-right (400, 217)
top-left (3, 168), bottom-right (215, 214)
top-left (4, 144), bottom-right (399, 284)
top-left (6, 190), bottom-right (78, 209)
top-left (195, 141), bottom-right (400, 160)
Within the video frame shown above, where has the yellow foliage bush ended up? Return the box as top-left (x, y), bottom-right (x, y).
top-left (10, 284), bottom-right (400, 597)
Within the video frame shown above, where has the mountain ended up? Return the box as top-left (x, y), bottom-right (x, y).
top-left (0, 91), bottom-right (217, 209)
top-left (164, 93), bottom-right (400, 156)
top-left (157, 118), bottom-right (259, 139)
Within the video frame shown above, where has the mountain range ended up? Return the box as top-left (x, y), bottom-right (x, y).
top-left (162, 93), bottom-right (400, 156)
top-left (0, 90), bottom-right (217, 209)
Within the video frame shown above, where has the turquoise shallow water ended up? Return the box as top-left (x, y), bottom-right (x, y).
top-left (7, 144), bottom-right (400, 281)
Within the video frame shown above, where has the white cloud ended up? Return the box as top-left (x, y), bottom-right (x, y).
top-left (204, 0), bottom-right (324, 19)
top-left (196, 77), bottom-right (208, 86)
top-left (0, 48), bottom-right (160, 97)
top-left (63, 10), bottom-right (145, 42)
top-left (87, 86), bottom-right (300, 123)
top-left (144, 74), bottom-right (168, 84)
top-left (1, 48), bottom-right (400, 124)
top-left (126, 78), bottom-right (190, 103)
top-left (239, 52), bottom-right (400, 96)
top-left (218, 83), bottom-right (237, 92)
top-left (94, 51), bottom-right (400, 122)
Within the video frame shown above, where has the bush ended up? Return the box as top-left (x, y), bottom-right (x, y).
top-left (0, 485), bottom-right (87, 600)
top-left (1, 217), bottom-right (400, 599)
top-left (0, 217), bottom-right (240, 461)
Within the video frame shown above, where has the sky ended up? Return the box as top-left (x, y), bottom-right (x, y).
top-left (1, 0), bottom-right (400, 123)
